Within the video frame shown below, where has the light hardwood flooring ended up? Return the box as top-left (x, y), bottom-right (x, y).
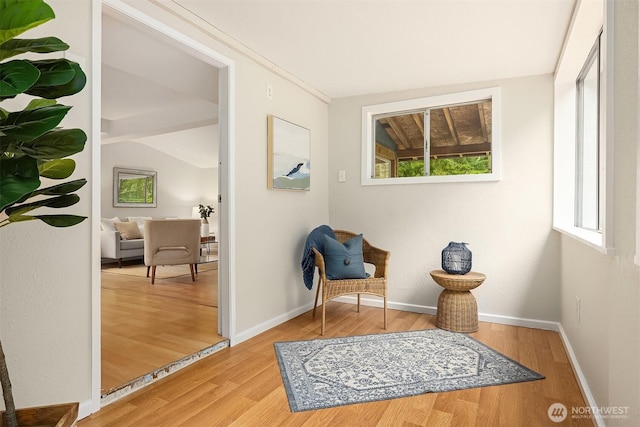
top-left (83, 301), bottom-right (592, 426)
top-left (101, 260), bottom-right (225, 394)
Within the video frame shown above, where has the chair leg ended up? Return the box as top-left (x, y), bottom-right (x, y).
top-left (151, 266), bottom-right (156, 284)
top-left (146, 266), bottom-right (150, 277)
top-left (312, 277), bottom-right (322, 319)
top-left (383, 296), bottom-right (387, 330)
top-left (357, 294), bottom-right (361, 312)
top-left (189, 264), bottom-right (195, 282)
top-left (321, 295), bottom-right (326, 336)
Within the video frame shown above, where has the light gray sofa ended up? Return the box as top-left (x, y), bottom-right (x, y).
top-left (100, 216), bottom-right (149, 266)
top-left (100, 230), bottom-right (144, 266)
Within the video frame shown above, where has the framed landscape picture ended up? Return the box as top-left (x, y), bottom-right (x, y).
top-left (267, 115), bottom-right (310, 191)
top-left (113, 167), bottom-right (157, 207)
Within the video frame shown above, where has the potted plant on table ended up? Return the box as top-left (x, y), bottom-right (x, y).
top-left (198, 204), bottom-right (214, 238)
top-left (0, 0), bottom-right (87, 425)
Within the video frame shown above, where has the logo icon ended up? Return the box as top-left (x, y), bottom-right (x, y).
top-left (548, 403), bottom-right (568, 423)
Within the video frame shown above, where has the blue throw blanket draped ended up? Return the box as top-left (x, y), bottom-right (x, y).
top-left (301, 225), bottom-right (335, 290)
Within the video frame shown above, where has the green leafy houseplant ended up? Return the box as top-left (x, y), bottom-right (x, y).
top-left (198, 204), bottom-right (214, 220)
top-left (0, 0), bottom-right (87, 425)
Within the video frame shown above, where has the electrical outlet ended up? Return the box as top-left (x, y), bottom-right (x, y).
top-left (576, 297), bottom-right (581, 323)
top-left (266, 84), bottom-right (273, 100)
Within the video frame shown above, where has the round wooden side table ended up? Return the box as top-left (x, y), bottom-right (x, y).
top-left (430, 269), bottom-right (486, 333)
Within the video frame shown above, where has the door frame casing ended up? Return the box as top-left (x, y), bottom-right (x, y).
top-left (89, 0), bottom-right (236, 415)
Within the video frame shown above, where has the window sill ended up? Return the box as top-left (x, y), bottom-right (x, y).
top-left (553, 225), bottom-right (615, 255)
top-left (361, 173), bottom-right (501, 186)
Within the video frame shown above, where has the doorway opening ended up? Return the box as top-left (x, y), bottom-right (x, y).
top-left (94, 0), bottom-right (234, 407)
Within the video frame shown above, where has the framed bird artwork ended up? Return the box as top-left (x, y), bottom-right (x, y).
top-left (268, 115), bottom-right (311, 191)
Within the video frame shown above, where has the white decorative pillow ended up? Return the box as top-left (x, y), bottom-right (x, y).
top-left (126, 216), bottom-right (151, 237)
top-left (101, 216), bottom-right (121, 232)
top-left (126, 216), bottom-right (152, 226)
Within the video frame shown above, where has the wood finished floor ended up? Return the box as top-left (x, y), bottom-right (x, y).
top-left (83, 301), bottom-right (592, 426)
top-left (101, 261), bottom-right (225, 393)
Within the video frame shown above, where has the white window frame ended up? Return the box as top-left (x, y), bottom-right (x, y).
top-left (361, 87), bottom-right (502, 185)
top-left (553, 0), bottom-right (613, 254)
top-left (575, 33), bottom-right (602, 232)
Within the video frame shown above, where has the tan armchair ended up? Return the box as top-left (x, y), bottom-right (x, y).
top-left (312, 230), bottom-right (390, 335)
top-left (144, 219), bottom-right (200, 284)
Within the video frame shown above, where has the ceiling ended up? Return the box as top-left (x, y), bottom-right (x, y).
top-left (101, 13), bottom-right (219, 168)
top-left (102, 0), bottom-right (576, 167)
top-left (169, 0), bottom-right (576, 99)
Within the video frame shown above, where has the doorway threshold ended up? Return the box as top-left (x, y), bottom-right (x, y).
top-left (101, 339), bottom-right (230, 406)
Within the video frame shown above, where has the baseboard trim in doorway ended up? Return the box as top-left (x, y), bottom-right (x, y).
top-left (101, 339), bottom-right (230, 406)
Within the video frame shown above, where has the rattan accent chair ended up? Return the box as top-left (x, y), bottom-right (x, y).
top-left (312, 230), bottom-right (390, 335)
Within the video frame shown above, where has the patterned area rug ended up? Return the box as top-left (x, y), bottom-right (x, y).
top-left (274, 329), bottom-right (544, 412)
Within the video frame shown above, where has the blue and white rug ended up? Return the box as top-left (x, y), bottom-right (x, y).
top-left (274, 329), bottom-right (544, 412)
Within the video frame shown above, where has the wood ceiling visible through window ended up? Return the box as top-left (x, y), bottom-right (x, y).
top-left (378, 100), bottom-right (492, 160)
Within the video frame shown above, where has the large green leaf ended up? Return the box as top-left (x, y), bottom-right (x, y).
top-left (0, 174), bottom-right (39, 211)
top-left (0, 103), bottom-right (71, 144)
top-left (26, 61), bottom-right (85, 99)
top-left (5, 193), bottom-right (79, 216)
top-left (0, 36), bottom-right (68, 61)
top-left (0, 0), bottom-right (55, 45)
top-left (4, 213), bottom-right (86, 227)
top-left (35, 214), bottom-right (86, 227)
top-left (24, 98), bottom-right (55, 110)
top-left (13, 178), bottom-right (86, 204)
top-left (0, 59), bottom-right (40, 99)
top-left (30, 59), bottom-right (75, 88)
top-left (18, 128), bottom-right (86, 159)
top-left (0, 154), bottom-right (39, 179)
top-left (38, 158), bottom-right (75, 179)
top-left (0, 156), bottom-right (40, 211)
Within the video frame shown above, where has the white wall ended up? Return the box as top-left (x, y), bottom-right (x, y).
top-left (329, 74), bottom-right (561, 323)
top-left (559, 1), bottom-right (640, 424)
top-left (231, 56), bottom-right (329, 335)
top-left (101, 141), bottom-right (218, 219)
top-left (0, 0), bottom-right (93, 410)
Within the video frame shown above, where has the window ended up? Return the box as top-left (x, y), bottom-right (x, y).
top-left (362, 87), bottom-right (501, 185)
top-left (575, 33), bottom-right (602, 232)
top-left (553, 0), bottom-right (611, 253)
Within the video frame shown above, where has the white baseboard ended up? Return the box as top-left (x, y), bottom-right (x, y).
top-left (557, 324), bottom-right (604, 427)
top-left (476, 312), bottom-right (560, 331)
top-left (232, 302), bottom-right (315, 345)
top-left (79, 399), bottom-right (95, 420)
top-left (333, 295), bottom-right (561, 331)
